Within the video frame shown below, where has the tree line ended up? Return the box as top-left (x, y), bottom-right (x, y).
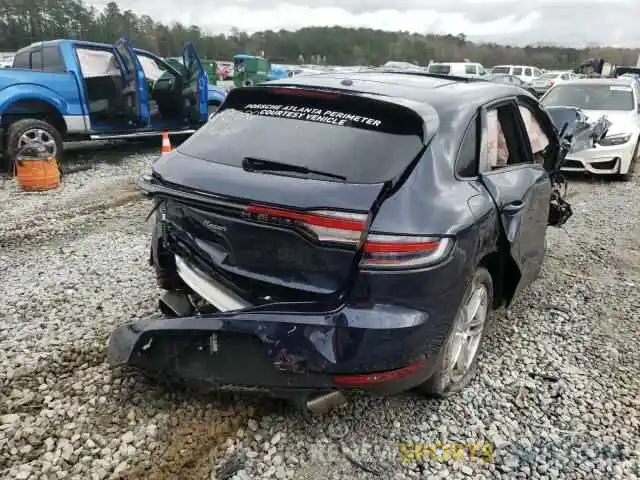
top-left (1, 0), bottom-right (639, 68)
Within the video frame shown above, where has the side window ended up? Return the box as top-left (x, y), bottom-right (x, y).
top-left (30, 49), bottom-right (42, 70)
top-left (465, 64), bottom-right (476, 75)
top-left (42, 46), bottom-right (65, 73)
top-left (518, 104), bottom-right (553, 165)
top-left (76, 47), bottom-right (121, 77)
top-left (456, 115), bottom-right (479, 177)
top-left (484, 104), bottom-right (528, 171)
top-left (13, 51), bottom-right (30, 69)
top-left (512, 67), bottom-right (523, 76)
top-left (524, 68), bottom-right (532, 76)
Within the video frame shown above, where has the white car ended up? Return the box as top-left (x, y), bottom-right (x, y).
top-left (540, 78), bottom-right (640, 178)
top-left (491, 65), bottom-right (543, 84)
top-left (529, 71), bottom-right (577, 97)
top-left (427, 62), bottom-right (486, 78)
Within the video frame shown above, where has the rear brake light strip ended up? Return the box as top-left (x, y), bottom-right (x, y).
top-left (245, 203), bottom-right (453, 269)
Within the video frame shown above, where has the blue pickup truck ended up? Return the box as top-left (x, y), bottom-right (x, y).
top-left (0, 38), bottom-right (227, 170)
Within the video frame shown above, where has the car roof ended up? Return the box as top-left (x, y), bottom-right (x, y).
top-left (551, 78), bottom-right (636, 87)
top-left (17, 39), bottom-right (157, 57)
top-left (430, 62), bottom-right (479, 66)
top-left (265, 70), bottom-right (526, 120)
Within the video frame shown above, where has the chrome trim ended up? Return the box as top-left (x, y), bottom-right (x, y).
top-left (89, 129), bottom-right (196, 141)
top-left (174, 255), bottom-right (252, 312)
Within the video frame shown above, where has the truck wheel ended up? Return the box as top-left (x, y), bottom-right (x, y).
top-left (415, 267), bottom-right (494, 397)
top-left (6, 119), bottom-right (63, 172)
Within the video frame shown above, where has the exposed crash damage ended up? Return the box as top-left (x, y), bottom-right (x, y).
top-left (545, 105), bottom-right (610, 226)
top-left (107, 72), bottom-right (610, 415)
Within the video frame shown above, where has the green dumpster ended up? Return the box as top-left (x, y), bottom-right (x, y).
top-left (233, 54), bottom-right (270, 88)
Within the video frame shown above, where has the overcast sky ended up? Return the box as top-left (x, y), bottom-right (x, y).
top-left (90, 0), bottom-right (640, 48)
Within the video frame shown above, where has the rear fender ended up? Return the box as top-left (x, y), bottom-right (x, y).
top-left (0, 85), bottom-right (68, 117)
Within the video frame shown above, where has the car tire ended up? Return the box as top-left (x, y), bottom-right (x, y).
top-left (5, 118), bottom-right (63, 174)
top-left (617, 138), bottom-right (639, 181)
top-left (415, 267), bottom-right (494, 397)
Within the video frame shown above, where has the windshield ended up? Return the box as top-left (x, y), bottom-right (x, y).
top-left (428, 64), bottom-right (451, 74)
top-left (137, 55), bottom-right (169, 81)
top-left (542, 84), bottom-right (634, 111)
top-left (492, 66), bottom-right (510, 74)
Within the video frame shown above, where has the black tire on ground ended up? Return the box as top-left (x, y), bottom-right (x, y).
top-left (415, 267), bottom-right (494, 397)
top-left (616, 138), bottom-right (639, 181)
top-left (4, 118), bottom-right (63, 174)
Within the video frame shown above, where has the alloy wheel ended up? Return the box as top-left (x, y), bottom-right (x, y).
top-left (447, 282), bottom-right (489, 383)
top-left (18, 128), bottom-right (58, 157)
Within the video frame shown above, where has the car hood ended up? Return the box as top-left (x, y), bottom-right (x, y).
top-left (581, 110), bottom-right (638, 135)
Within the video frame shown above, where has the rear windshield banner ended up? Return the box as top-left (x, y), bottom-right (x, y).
top-left (241, 103), bottom-right (383, 128)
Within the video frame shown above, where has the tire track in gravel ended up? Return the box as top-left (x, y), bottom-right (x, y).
top-left (0, 183), bottom-right (149, 250)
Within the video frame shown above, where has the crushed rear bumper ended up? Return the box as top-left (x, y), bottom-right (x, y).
top-left (107, 305), bottom-right (441, 395)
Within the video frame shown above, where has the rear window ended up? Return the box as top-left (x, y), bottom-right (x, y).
top-left (492, 66), bottom-right (510, 74)
top-left (428, 64), bottom-right (451, 74)
top-left (178, 88), bottom-right (426, 183)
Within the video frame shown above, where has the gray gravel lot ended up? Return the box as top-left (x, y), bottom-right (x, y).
top-left (1, 148), bottom-right (639, 480)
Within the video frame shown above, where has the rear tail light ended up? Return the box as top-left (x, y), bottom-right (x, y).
top-left (245, 203), bottom-right (453, 269)
top-left (360, 234), bottom-right (453, 269)
top-left (245, 205), bottom-right (366, 244)
top-left (268, 87), bottom-right (338, 99)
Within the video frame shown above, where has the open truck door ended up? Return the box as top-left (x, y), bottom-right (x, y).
top-left (114, 38), bottom-right (150, 126)
top-left (182, 42), bottom-right (208, 123)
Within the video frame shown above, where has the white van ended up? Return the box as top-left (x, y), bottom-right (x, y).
top-left (427, 62), bottom-right (487, 77)
top-left (491, 65), bottom-right (543, 84)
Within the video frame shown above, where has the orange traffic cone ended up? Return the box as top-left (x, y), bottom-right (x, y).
top-left (161, 132), bottom-right (172, 154)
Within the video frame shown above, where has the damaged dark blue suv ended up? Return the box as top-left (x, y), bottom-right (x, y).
top-left (107, 71), bottom-right (606, 413)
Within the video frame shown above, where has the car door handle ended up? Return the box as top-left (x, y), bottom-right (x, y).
top-left (503, 201), bottom-right (525, 214)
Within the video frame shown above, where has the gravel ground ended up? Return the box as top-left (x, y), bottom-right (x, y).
top-left (1, 147), bottom-right (639, 480)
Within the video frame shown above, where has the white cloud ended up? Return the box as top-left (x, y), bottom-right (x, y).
top-left (88, 0), bottom-right (640, 47)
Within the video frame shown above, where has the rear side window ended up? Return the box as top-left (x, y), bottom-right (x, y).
top-left (178, 88), bottom-right (426, 183)
top-left (13, 51), bottom-right (30, 69)
top-left (428, 64), bottom-right (451, 74)
top-left (30, 49), bottom-right (42, 70)
top-left (518, 105), bottom-right (552, 164)
top-left (492, 66), bottom-right (510, 74)
top-left (42, 46), bottom-right (65, 72)
top-left (456, 115), bottom-right (479, 177)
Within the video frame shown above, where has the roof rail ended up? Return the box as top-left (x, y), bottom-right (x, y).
top-left (364, 68), bottom-right (486, 83)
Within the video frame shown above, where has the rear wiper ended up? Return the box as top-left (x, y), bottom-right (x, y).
top-left (242, 156), bottom-right (346, 181)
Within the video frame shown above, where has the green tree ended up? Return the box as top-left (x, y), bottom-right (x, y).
top-left (0, 0), bottom-right (638, 69)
